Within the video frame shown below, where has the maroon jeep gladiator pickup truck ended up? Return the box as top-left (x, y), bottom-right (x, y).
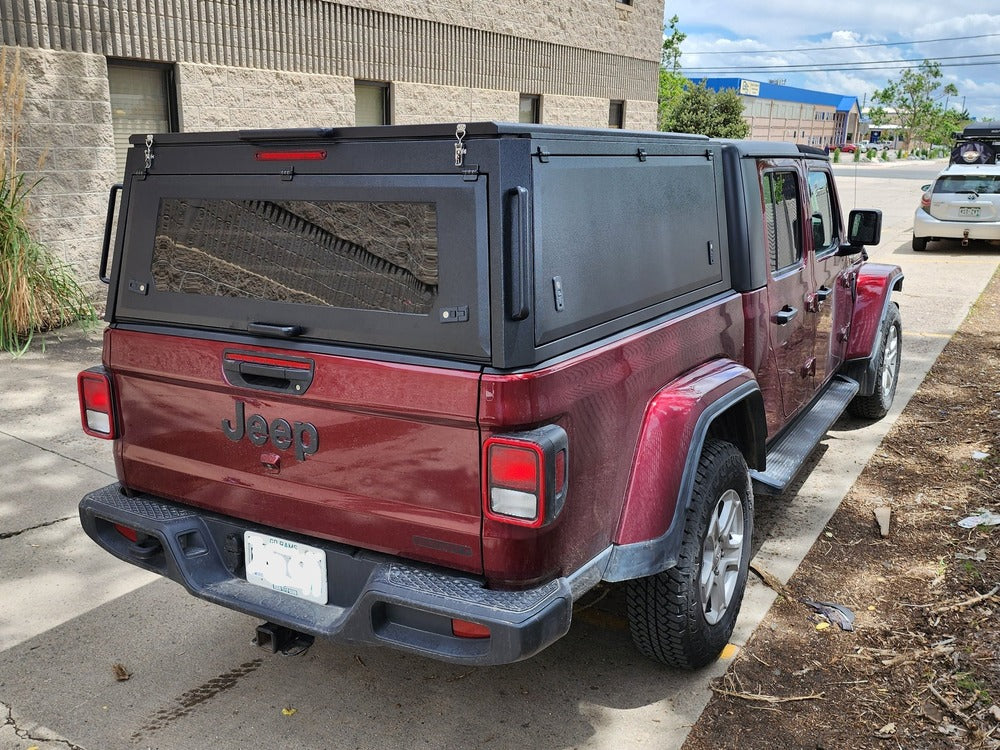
top-left (78, 122), bottom-right (902, 669)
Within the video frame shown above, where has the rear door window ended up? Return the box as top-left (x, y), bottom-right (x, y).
top-left (762, 170), bottom-right (802, 272)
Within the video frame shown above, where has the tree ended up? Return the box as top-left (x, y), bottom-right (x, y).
top-left (661, 14), bottom-right (685, 73)
top-left (924, 107), bottom-right (967, 148)
top-left (870, 60), bottom-right (960, 148)
top-left (657, 15), bottom-right (688, 131)
top-left (665, 81), bottom-right (750, 138)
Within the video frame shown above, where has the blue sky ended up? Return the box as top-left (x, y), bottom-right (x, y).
top-left (665, 5), bottom-right (1000, 120)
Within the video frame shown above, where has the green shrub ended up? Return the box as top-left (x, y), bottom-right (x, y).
top-left (0, 48), bottom-right (95, 355)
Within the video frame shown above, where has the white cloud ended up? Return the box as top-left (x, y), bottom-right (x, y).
top-left (668, 6), bottom-right (1000, 120)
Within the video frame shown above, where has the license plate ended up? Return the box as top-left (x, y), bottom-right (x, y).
top-left (959, 206), bottom-right (981, 217)
top-left (244, 530), bottom-right (328, 604)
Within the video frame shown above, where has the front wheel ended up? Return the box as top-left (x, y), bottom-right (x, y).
top-left (848, 303), bottom-right (902, 420)
top-left (626, 439), bottom-right (753, 669)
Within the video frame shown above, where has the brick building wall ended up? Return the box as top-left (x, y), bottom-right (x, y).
top-left (1, 0), bottom-right (664, 289)
top-left (13, 47), bottom-right (118, 288)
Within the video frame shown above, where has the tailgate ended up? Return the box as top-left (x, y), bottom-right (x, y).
top-left (107, 329), bottom-right (485, 574)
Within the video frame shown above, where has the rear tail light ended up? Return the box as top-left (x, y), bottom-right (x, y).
top-left (920, 192), bottom-right (931, 211)
top-left (114, 523), bottom-right (139, 543)
top-left (483, 425), bottom-right (568, 528)
top-left (451, 619), bottom-right (491, 639)
top-left (77, 367), bottom-right (117, 439)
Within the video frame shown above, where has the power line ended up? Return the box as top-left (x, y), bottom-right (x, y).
top-left (686, 53), bottom-right (1000, 74)
top-left (687, 61), bottom-right (1000, 75)
top-left (685, 32), bottom-right (1000, 56)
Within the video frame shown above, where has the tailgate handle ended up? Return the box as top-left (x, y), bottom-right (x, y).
top-left (247, 322), bottom-right (304, 338)
top-left (99, 183), bottom-right (123, 284)
top-left (506, 186), bottom-right (531, 321)
top-left (222, 353), bottom-right (314, 395)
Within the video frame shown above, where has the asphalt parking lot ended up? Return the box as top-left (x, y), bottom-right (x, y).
top-left (2, 159), bottom-right (999, 750)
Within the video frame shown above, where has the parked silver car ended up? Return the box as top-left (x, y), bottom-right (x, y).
top-left (912, 164), bottom-right (1000, 251)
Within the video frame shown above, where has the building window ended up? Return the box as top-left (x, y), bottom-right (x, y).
top-left (609, 100), bottom-right (625, 129)
top-left (519, 94), bottom-right (541, 124)
top-left (355, 81), bottom-right (390, 126)
top-left (107, 59), bottom-right (177, 176)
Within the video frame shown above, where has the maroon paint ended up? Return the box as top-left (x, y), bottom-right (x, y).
top-left (105, 328), bottom-right (485, 574)
top-left (845, 264), bottom-right (904, 360)
top-left (614, 359), bottom-right (757, 546)
top-left (478, 294), bottom-right (747, 586)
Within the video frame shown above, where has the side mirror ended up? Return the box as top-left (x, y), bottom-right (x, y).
top-left (838, 209), bottom-right (882, 256)
top-left (849, 209), bottom-right (882, 245)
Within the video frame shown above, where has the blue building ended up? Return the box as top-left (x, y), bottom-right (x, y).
top-left (695, 78), bottom-right (860, 147)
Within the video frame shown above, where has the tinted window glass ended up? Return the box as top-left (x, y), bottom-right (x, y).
top-left (151, 199), bottom-right (438, 313)
top-left (762, 171), bottom-right (801, 271)
top-left (933, 175), bottom-right (1000, 195)
top-left (807, 170), bottom-right (838, 252)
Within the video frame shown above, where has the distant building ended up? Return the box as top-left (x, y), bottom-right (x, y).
top-left (696, 78), bottom-right (860, 147)
top-left (1, 0), bottom-right (664, 290)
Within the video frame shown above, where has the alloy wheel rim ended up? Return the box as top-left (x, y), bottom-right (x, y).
top-left (699, 489), bottom-right (745, 626)
top-left (881, 324), bottom-right (900, 395)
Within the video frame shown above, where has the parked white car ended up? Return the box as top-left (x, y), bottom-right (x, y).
top-left (912, 164), bottom-right (1000, 251)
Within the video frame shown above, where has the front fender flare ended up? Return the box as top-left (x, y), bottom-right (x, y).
top-left (844, 263), bottom-right (904, 395)
top-left (603, 359), bottom-right (763, 582)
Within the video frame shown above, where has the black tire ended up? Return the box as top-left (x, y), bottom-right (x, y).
top-left (625, 439), bottom-right (753, 669)
top-left (848, 303), bottom-right (902, 420)
top-left (912, 236), bottom-right (928, 252)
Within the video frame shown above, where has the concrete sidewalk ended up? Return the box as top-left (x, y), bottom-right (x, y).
top-left (0, 327), bottom-right (156, 750)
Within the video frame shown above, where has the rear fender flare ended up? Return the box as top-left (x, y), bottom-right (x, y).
top-left (603, 359), bottom-right (764, 582)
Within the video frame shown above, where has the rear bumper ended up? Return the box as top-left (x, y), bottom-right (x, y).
top-left (79, 483), bottom-right (608, 665)
top-left (913, 209), bottom-right (1000, 240)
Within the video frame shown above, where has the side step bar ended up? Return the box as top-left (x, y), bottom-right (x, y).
top-left (751, 376), bottom-right (859, 495)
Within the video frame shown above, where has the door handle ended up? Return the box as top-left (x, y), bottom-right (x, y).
top-left (775, 305), bottom-right (798, 325)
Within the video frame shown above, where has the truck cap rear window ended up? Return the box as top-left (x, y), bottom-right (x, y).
top-left (111, 173), bottom-right (489, 361)
top-left (152, 198), bottom-right (438, 313)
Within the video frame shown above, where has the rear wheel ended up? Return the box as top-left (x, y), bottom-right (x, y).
top-left (626, 439), bottom-right (753, 669)
top-left (848, 303), bottom-right (902, 420)
top-left (912, 236), bottom-right (928, 252)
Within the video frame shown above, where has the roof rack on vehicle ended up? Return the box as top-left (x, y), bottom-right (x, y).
top-left (950, 121), bottom-right (1000, 166)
